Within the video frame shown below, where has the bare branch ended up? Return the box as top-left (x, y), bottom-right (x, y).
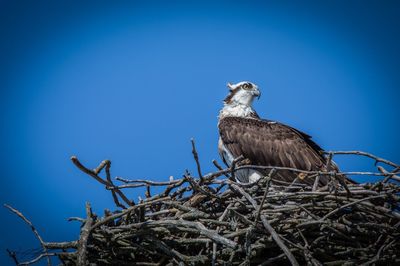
top-left (325, 150), bottom-right (399, 168)
top-left (254, 169), bottom-right (275, 226)
top-left (191, 138), bottom-right (204, 183)
top-left (77, 202), bottom-right (93, 265)
top-left (4, 204), bottom-right (52, 266)
top-left (71, 156), bottom-right (133, 207)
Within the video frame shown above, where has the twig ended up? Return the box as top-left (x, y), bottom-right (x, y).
top-left (191, 138), bottom-right (204, 183)
top-left (378, 166), bottom-right (400, 183)
top-left (6, 249), bottom-right (19, 265)
top-left (140, 219), bottom-right (237, 249)
top-left (67, 217), bottom-right (85, 223)
top-left (116, 177), bottom-right (181, 185)
top-left (4, 204), bottom-right (52, 266)
top-left (93, 159), bottom-right (109, 175)
top-left (77, 202), bottom-right (93, 265)
top-left (231, 184), bottom-right (300, 266)
top-left (105, 160), bottom-right (127, 209)
top-left (44, 241), bottom-right (78, 249)
top-left (254, 169), bottom-right (275, 226)
top-left (71, 156), bottom-right (133, 207)
top-left (18, 253), bottom-right (60, 266)
top-left (326, 150), bottom-right (399, 168)
top-left (91, 196), bottom-right (170, 230)
top-left (212, 159), bottom-right (230, 178)
top-left (184, 172), bottom-right (219, 199)
top-left (236, 165), bottom-right (399, 177)
top-left (320, 194), bottom-right (387, 221)
top-left (313, 152), bottom-right (333, 191)
top-left (212, 159), bottom-right (224, 171)
top-left (212, 203), bottom-right (233, 266)
top-left (325, 152), bottom-right (333, 171)
top-left (312, 175), bottom-right (321, 192)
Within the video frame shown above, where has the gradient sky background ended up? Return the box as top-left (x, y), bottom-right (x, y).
top-left (0, 0), bottom-right (399, 265)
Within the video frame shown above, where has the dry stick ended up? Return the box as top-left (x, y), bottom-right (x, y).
top-left (184, 173), bottom-right (219, 199)
top-left (145, 185), bottom-right (151, 198)
top-left (77, 202), bottom-right (93, 265)
top-left (312, 175), bottom-right (320, 192)
top-left (191, 138), bottom-right (204, 184)
top-left (230, 184), bottom-right (300, 266)
top-left (18, 253), bottom-right (60, 266)
top-left (212, 203), bottom-right (233, 266)
top-left (93, 159), bottom-right (109, 175)
top-left (326, 150), bottom-right (399, 168)
top-left (212, 159), bottom-right (224, 171)
top-left (296, 228), bottom-right (322, 266)
top-left (212, 159), bottom-right (230, 178)
top-left (284, 177), bottom-right (300, 192)
top-left (91, 196), bottom-right (170, 230)
top-left (140, 219), bottom-right (237, 249)
top-left (105, 160), bottom-right (127, 209)
top-left (110, 183), bottom-right (174, 190)
top-left (228, 227), bottom-right (241, 264)
top-left (67, 217), bottom-right (85, 223)
top-left (116, 177), bottom-right (181, 186)
top-left (323, 152), bottom-right (351, 197)
top-left (116, 177), bottom-right (181, 185)
top-left (71, 156), bottom-right (133, 207)
top-left (370, 166), bottom-right (400, 190)
top-left (206, 150), bottom-right (400, 183)
top-left (361, 236), bottom-right (397, 266)
top-left (4, 204), bottom-right (52, 266)
top-left (155, 175), bottom-right (188, 197)
top-left (378, 166), bottom-right (400, 183)
top-left (254, 169), bottom-right (275, 226)
top-left (202, 169), bottom-right (231, 182)
top-left (245, 225), bottom-right (254, 263)
top-left (313, 152), bottom-right (333, 191)
top-left (320, 194), bottom-right (387, 221)
top-left (210, 166), bottom-right (229, 192)
top-left (234, 165), bottom-right (400, 177)
top-left (370, 238), bottom-right (392, 265)
top-left (6, 249), bottom-right (19, 265)
top-left (334, 172), bottom-right (352, 197)
top-left (145, 235), bottom-right (192, 263)
top-left (261, 249), bottom-right (298, 265)
top-left (44, 241), bottom-right (78, 249)
top-left (325, 152), bottom-right (333, 173)
top-left (163, 200), bottom-right (210, 218)
top-left (71, 157), bottom-right (109, 185)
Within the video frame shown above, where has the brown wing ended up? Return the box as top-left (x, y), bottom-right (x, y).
top-left (218, 117), bottom-right (330, 183)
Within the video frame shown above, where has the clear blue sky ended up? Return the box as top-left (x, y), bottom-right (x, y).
top-left (0, 1), bottom-right (399, 265)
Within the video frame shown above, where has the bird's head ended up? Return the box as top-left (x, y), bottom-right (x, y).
top-left (224, 81), bottom-right (261, 106)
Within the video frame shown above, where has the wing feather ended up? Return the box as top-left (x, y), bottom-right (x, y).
top-left (218, 117), bottom-right (329, 183)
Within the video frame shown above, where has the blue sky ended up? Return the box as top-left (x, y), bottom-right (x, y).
top-left (0, 1), bottom-right (399, 265)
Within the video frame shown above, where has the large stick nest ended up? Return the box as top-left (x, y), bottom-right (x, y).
top-left (5, 148), bottom-right (400, 266)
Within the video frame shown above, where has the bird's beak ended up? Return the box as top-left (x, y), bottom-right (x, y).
top-left (227, 82), bottom-right (234, 91)
top-left (254, 88), bottom-right (261, 99)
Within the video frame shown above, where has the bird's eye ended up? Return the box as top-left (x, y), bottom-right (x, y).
top-left (242, 83), bottom-right (252, 90)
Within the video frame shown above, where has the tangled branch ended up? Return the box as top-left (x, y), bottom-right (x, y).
top-left (5, 146), bottom-right (400, 265)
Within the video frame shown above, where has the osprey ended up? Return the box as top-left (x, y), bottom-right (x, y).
top-left (218, 81), bottom-right (341, 185)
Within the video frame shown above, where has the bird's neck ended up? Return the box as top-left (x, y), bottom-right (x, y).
top-left (219, 102), bottom-right (259, 120)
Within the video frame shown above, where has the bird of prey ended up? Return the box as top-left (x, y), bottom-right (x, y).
top-left (218, 81), bottom-right (346, 185)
